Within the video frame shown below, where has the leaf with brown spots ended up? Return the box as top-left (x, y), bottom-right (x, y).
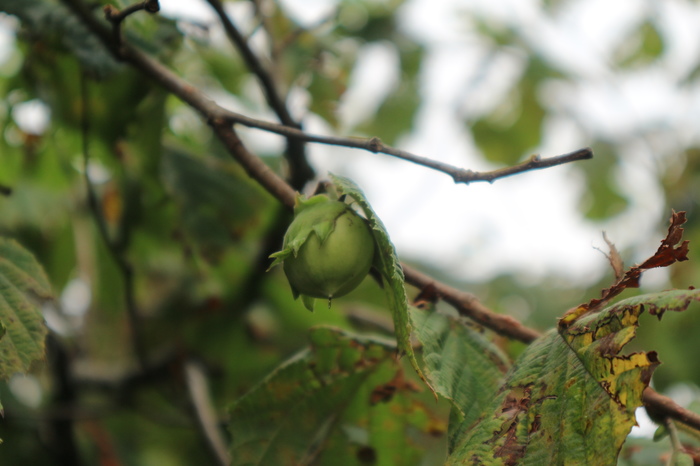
top-left (370, 368), bottom-right (421, 405)
top-left (229, 326), bottom-right (430, 465)
top-left (447, 289), bottom-right (700, 465)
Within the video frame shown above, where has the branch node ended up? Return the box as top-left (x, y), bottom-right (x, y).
top-left (367, 137), bottom-right (383, 152)
top-left (145, 0), bottom-right (160, 13)
top-left (104, 1), bottom-right (160, 25)
top-left (103, 4), bottom-right (119, 21)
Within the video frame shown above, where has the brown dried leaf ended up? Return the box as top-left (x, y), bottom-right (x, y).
top-left (560, 211), bottom-right (689, 327)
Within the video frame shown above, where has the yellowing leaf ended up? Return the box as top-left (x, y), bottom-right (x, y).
top-left (448, 289), bottom-right (700, 464)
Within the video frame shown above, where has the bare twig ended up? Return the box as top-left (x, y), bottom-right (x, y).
top-left (59, 0), bottom-right (700, 437)
top-left (216, 116), bottom-right (593, 185)
top-left (210, 119), bottom-right (296, 210)
top-left (402, 265), bottom-right (542, 344)
top-left (184, 360), bottom-right (231, 466)
top-left (104, 0), bottom-right (159, 23)
top-left (465, 149), bottom-right (593, 183)
top-left (104, 1), bottom-right (160, 45)
top-left (205, 0), bottom-right (291, 128)
top-left (205, 0), bottom-right (313, 189)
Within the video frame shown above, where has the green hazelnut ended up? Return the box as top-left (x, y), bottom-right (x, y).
top-left (270, 196), bottom-right (375, 308)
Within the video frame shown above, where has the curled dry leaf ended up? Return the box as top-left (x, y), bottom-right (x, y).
top-left (560, 211), bottom-right (689, 327)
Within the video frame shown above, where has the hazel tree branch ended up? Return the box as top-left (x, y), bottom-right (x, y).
top-left (104, 0), bottom-right (160, 24)
top-left (401, 265), bottom-right (542, 343)
top-left (204, 0), bottom-right (313, 189)
top-left (205, 0), bottom-right (292, 128)
top-left (644, 388), bottom-right (700, 432)
top-left (104, 1), bottom-right (160, 45)
top-left (63, 0), bottom-right (589, 188)
top-left (60, 0), bottom-right (700, 435)
top-left (216, 115), bottom-right (594, 184)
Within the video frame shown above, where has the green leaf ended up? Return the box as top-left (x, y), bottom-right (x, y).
top-left (4, 0), bottom-right (121, 78)
top-left (0, 237), bottom-right (50, 379)
top-left (330, 174), bottom-right (435, 397)
top-left (615, 20), bottom-right (665, 68)
top-left (577, 143), bottom-right (628, 220)
top-left (411, 306), bottom-right (510, 451)
top-left (228, 326), bottom-right (396, 465)
top-left (448, 290), bottom-right (700, 464)
top-left (162, 147), bottom-right (274, 255)
top-left (357, 45), bottom-right (423, 144)
top-left (471, 58), bottom-right (552, 166)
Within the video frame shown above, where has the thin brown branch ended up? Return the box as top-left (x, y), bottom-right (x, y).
top-left (467, 149), bottom-right (593, 183)
top-left (210, 119), bottom-right (297, 210)
top-left (104, 0), bottom-right (159, 23)
top-left (205, 0), bottom-right (291, 127)
top-left (205, 0), bottom-right (313, 189)
top-left (104, 1), bottom-right (160, 45)
top-left (60, 0), bottom-right (700, 436)
top-left (217, 114), bottom-right (592, 184)
top-left (402, 265), bottom-right (542, 343)
top-left (644, 387), bottom-right (700, 432)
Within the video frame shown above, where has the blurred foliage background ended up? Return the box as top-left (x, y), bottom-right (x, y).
top-left (1, 0), bottom-right (700, 464)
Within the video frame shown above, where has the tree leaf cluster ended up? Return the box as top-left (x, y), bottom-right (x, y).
top-left (1, 1), bottom-right (700, 465)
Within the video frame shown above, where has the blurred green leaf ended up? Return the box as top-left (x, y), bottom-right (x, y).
top-left (620, 436), bottom-right (676, 465)
top-left (577, 143), bottom-right (628, 220)
top-left (615, 20), bottom-right (665, 68)
top-left (471, 58), bottom-right (552, 165)
top-left (161, 146), bottom-right (275, 256)
top-left (358, 44), bottom-right (423, 144)
top-left (228, 326), bottom-right (396, 465)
